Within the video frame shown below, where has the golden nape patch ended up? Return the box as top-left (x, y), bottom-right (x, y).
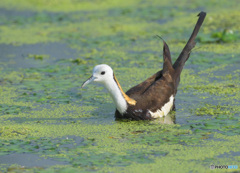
top-left (113, 74), bottom-right (137, 105)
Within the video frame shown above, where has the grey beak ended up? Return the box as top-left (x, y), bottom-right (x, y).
top-left (81, 76), bottom-right (96, 88)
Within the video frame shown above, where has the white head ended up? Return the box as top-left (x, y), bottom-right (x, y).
top-left (82, 64), bottom-right (136, 114)
top-left (81, 64), bottom-right (114, 88)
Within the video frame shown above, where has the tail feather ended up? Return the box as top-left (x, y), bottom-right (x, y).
top-left (157, 35), bottom-right (173, 74)
top-left (173, 11), bottom-right (206, 85)
top-left (163, 40), bottom-right (173, 74)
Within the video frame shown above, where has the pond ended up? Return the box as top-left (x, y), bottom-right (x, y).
top-left (0, 0), bottom-right (239, 172)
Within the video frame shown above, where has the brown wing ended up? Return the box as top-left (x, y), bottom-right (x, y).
top-left (130, 72), bottom-right (175, 112)
top-left (126, 70), bottom-right (162, 97)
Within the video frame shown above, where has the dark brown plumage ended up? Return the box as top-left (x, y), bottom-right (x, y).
top-left (115, 12), bottom-right (206, 120)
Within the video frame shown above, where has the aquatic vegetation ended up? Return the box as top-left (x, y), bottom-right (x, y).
top-left (27, 54), bottom-right (50, 60)
top-left (0, 0), bottom-right (240, 172)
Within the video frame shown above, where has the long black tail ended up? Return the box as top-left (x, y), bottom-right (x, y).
top-left (173, 11), bottom-right (206, 86)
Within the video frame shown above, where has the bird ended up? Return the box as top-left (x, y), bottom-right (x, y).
top-left (82, 12), bottom-right (206, 120)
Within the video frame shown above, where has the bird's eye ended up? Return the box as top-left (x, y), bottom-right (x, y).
top-left (101, 71), bottom-right (105, 75)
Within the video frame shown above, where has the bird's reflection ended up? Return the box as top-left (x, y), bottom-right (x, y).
top-left (151, 112), bottom-right (176, 125)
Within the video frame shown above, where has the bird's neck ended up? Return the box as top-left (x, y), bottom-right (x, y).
top-left (103, 74), bottom-right (136, 114)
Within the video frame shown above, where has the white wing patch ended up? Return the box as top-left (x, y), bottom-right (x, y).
top-left (149, 95), bottom-right (174, 118)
